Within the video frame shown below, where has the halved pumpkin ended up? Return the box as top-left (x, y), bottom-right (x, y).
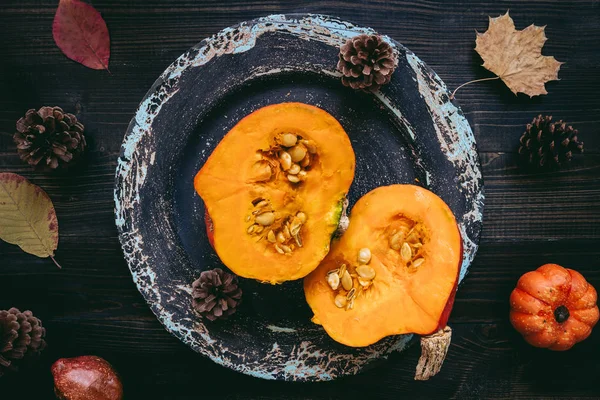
top-left (304, 184), bottom-right (462, 347)
top-left (194, 103), bottom-right (355, 283)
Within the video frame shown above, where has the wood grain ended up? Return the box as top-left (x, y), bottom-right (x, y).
top-left (1, 0), bottom-right (599, 398)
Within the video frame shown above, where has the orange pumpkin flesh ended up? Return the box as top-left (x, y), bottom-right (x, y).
top-left (510, 264), bottom-right (599, 351)
top-left (194, 103), bottom-right (355, 284)
top-left (304, 184), bottom-right (462, 347)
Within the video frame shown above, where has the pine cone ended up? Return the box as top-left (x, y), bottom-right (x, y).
top-left (13, 106), bottom-right (86, 170)
top-left (337, 34), bottom-right (398, 91)
top-left (192, 268), bottom-right (242, 321)
top-left (0, 308), bottom-right (46, 376)
top-left (519, 115), bottom-right (584, 169)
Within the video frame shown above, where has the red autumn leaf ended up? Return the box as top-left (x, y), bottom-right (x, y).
top-left (52, 0), bottom-right (110, 71)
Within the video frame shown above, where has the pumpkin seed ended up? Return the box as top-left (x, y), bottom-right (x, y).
top-left (254, 225), bottom-right (264, 234)
top-left (255, 200), bottom-right (269, 209)
top-left (274, 244), bottom-right (285, 254)
top-left (255, 212), bottom-right (275, 226)
top-left (327, 272), bottom-right (340, 290)
top-left (347, 288), bottom-right (356, 300)
top-left (357, 248), bottom-right (372, 265)
top-left (334, 294), bottom-right (347, 308)
top-left (290, 218), bottom-right (302, 236)
top-left (279, 151), bottom-right (292, 170)
top-left (267, 230), bottom-right (276, 243)
top-left (390, 232), bottom-right (403, 250)
top-left (293, 232), bottom-right (303, 248)
top-left (296, 211), bottom-right (307, 223)
top-left (283, 225), bottom-right (291, 239)
top-left (327, 268), bottom-right (340, 276)
top-left (247, 225), bottom-right (256, 234)
top-left (412, 243), bottom-right (423, 248)
top-left (245, 215), bottom-right (251, 222)
top-left (251, 197), bottom-right (264, 206)
top-left (341, 270), bottom-right (353, 291)
top-left (356, 265), bottom-right (376, 280)
top-left (346, 298), bottom-right (354, 310)
top-left (338, 264), bottom-right (347, 278)
top-left (287, 174), bottom-right (300, 183)
top-left (288, 164), bottom-right (301, 175)
top-left (406, 227), bottom-right (418, 243)
top-left (401, 242), bottom-right (412, 261)
top-left (276, 231), bottom-right (285, 243)
top-left (358, 278), bottom-right (371, 287)
top-left (280, 244), bottom-right (292, 254)
top-left (412, 258), bottom-right (425, 267)
top-left (300, 153), bottom-right (311, 167)
top-left (288, 144), bottom-right (307, 163)
top-left (301, 139), bottom-right (317, 154)
top-left (252, 162), bottom-right (272, 182)
top-left (297, 170), bottom-right (307, 180)
top-left (281, 133), bottom-right (297, 147)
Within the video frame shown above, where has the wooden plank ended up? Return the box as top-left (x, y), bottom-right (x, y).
top-left (1, 0), bottom-right (599, 397)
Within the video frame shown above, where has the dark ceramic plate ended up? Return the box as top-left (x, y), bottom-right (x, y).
top-left (114, 14), bottom-right (484, 381)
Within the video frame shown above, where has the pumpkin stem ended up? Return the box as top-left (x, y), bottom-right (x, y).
top-left (554, 305), bottom-right (570, 323)
top-left (333, 197), bottom-right (350, 238)
top-left (414, 326), bottom-right (452, 381)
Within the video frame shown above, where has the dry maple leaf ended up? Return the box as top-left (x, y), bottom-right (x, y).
top-left (52, 0), bottom-right (110, 71)
top-left (453, 12), bottom-right (563, 98)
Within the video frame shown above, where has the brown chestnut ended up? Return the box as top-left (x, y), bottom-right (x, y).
top-left (52, 356), bottom-right (123, 400)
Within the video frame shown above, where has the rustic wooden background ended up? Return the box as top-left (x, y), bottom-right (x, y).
top-left (1, 0), bottom-right (599, 398)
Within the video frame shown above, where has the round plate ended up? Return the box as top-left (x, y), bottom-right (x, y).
top-left (115, 14), bottom-right (484, 381)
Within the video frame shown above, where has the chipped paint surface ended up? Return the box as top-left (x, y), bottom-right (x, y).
top-left (267, 325), bottom-right (297, 333)
top-left (114, 14), bottom-right (484, 382)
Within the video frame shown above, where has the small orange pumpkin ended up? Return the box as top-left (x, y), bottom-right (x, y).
top-left (510, 264), bottom-right (599, 350)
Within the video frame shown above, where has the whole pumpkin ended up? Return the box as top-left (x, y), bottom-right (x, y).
top-left (510, 264), bottom-right (599, 351)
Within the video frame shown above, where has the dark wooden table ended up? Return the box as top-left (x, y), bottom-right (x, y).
top-left (1, 1), bottom-right (599, 398)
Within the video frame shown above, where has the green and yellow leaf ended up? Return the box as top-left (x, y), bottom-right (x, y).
top-left (0, 173), bottom-right (59, 262)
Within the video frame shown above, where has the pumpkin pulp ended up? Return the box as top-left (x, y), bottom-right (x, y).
top-left (304, 184), bottom-right (462, 347)
top-left (194, 103), bottom-right (355, 284)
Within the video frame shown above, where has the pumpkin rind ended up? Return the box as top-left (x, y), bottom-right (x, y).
top-left (509, 264), bottom-right (599, 351)
top-left (194, 103), bottom-right (355, 283)
top-left (304, 184), bottom-right (462, 347)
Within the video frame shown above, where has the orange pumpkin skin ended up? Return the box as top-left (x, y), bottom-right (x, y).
top-left (204, 208), bottom-right (215, 248)
top-left (304, 184), bottom-right (462, 347)
top-left (194, 102), bottom-right (355, 284)
top-left (510, 264), bottom-right (599, 351)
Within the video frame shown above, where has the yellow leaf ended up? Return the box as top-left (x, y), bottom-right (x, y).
top-left (475, 11), bottom-right (563, 97)
top-left (0, 173), bottom-right (59, 263)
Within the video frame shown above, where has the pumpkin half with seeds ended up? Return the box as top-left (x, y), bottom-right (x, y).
top-left (194, 102), bottom-right (355, 284)
top-left (304, 184), bottom-right (462, 347)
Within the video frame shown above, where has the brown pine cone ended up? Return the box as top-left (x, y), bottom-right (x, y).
top-left (519, 115), bottom-right (584, 169)
top-left (337, 34), bottom-right (398, 91)
top-left (13, 106), bottom-right (86, 170)
top-left (0, 308), bottom-right (46, 376)
top-left (192, 268), bottom-right (242, 321)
